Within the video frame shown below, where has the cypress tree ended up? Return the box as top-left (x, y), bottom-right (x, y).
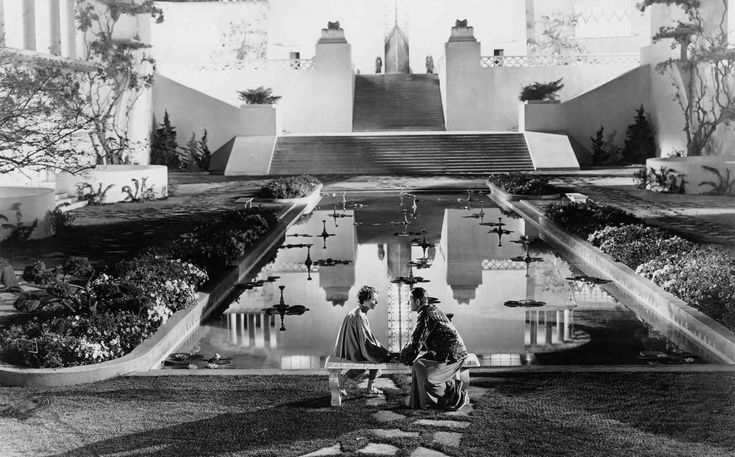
top-left (622, 106), bottom-right (657, 164)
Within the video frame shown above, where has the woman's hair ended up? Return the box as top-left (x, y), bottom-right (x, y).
top-left (358, 285), bottom-right (377, 304)
top-left (411, 287), bottom-right (428, 305)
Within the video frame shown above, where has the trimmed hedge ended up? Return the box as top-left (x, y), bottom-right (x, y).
top-left (545, 200), bottom-right (642, 238)
top-left (488, 172), bottom-right (557, 196)
top-left (257, 175), bottom-right (321, 199)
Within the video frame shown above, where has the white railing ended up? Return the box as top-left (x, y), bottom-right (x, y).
top-left (480, 53), bottom-right (640, 68)
top-left (159, 58), bottom-right (315, 72)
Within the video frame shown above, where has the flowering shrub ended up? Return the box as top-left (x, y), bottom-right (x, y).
top-left (637, 246), bottom-right (735, 328)
top-left (0, 312), bottom-right (155, 368)
top-left (162, 207), bottom-right (277, 277)
top-left (257, 175), bottom-right (321, 199)
top-left (488, 172), bottom-right (557, 195)
top-left (545, 200), bottom-right (642, 238)
top-left (0, 255), bottom-right (207, 368)
top-left (588, 224), bottom-right (696, 269)
top-left (0, 206), bottom-right (275, 368)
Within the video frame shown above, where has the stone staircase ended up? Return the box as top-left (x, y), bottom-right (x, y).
top-left (352, 74), bottom-right (445, 132)
top-left (269, 133), bottom-right (534, 175)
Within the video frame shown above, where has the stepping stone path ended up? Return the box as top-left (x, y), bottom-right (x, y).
top-left (300, 384), bottom-right (487, 457)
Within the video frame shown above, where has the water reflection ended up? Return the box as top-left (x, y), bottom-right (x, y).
top-left (178, 192), bottom-right (709, 369)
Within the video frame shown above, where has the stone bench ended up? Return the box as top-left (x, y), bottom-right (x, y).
top-left (324, 353), bottom-right (480, 406)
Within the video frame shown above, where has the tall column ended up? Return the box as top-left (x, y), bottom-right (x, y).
top-left (238, 313), bottom-right (247, 347)
top-left (0, 1), bottom-right (4, 44)
top-left (247, 314), bottom-right (256, 347)
top-left (59, 0), bottom-right (77, 58)
top-left (34, 0), bottom-right (59, 53)
top-left (544, 311), bottom-right (553, 345)
top-left (21, 0), bottom-right (35, 51)
top-left (555, 310), bottom-right (563, 343)
top-left (445, 22), bottom-right (482, 131)
top-left (254, 314), bottom-right (265, 348)
top-left (228, 313), bottom-right (237, 345)
top-left (4, 1), bottom-right (19, 48)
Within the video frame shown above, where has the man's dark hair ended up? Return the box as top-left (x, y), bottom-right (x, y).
top-left (411, 287), bottom-right (428, 305)
top-left (358, 285), bottom-right (377, 304)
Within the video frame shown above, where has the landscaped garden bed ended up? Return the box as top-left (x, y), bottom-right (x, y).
top-left (0, 207), bottom-right (278, 370)
top-left (487, 172), bottom-right (561, 201)
top-left (544, 200), bottom-right (735, 331)
top-left (255, 175), bottom-right (323, 212)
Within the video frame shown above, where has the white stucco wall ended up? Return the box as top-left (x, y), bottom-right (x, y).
top-left (561, 65), bottom-right (651, 158)
top-left (445, 36), bottom-right (640, 132)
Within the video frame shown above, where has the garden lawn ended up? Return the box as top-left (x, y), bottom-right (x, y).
top-left (1, 372), bottom-right (734, 456)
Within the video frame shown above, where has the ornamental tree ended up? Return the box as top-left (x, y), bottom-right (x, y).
top-left (75, 0), bottom-right (164, 165)
top-left (639, 0), bottom-right (735, 156)
top-left (0, 50), bottom-right (95, 175)
top-left (0, 1), bottom-right (164, 175)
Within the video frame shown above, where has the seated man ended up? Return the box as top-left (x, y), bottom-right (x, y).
top-left (332, 285), bottom-right (390, 396)
top-left (399, 287), bottom-right (470, 410)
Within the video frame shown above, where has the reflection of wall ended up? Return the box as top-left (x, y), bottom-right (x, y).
top-left (319, 220), bottom-right (357, 306)
top-left (272, 209), bottom-right (357, 306)
top-left (441, 208), bottom-right (520, 304)
top-left (387, 242), bottom-right (412, 278)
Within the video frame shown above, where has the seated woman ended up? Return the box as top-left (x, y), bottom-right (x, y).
top-left (399, 287), bottom-right (470, 410)
top-left (332, 285), bottom-right (391, 396)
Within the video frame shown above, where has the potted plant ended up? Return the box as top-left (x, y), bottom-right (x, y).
top-left (519, 78), bottom-right (564, 103)
top-left (237, 86), bottom-right (282, 105)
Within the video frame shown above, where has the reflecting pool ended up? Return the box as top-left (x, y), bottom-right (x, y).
top-left (169, 192), bottom-right (712, 369)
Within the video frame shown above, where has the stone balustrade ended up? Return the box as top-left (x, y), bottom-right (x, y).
top-left (480, 53), bottom-right (640, 68)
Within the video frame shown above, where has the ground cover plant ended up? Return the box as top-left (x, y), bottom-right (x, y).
top-left (158, 207), bottom-right (278, 278)
top-left (488, 172), bottom-right (557, 195)
top-left (588, 224), bottom-right (695, 268)
top-left (549, 202), bottom-right (735, 330)
top-left (257, 175), bottom-right (321, 199)
top-left (1, 373), bottom-right (734, 456)
top-left (0, 256), bottom-right (207, 368)
top-left (0, 206), bottom-right (277, 368)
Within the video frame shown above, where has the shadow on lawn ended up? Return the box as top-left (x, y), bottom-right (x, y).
top-left (50, 399), bottom-right (363, 457)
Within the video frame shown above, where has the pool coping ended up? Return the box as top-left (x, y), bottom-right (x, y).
top-left (0, 199), bottom-right (317, 387)
top-left (488, 192), bottom-right (735, 365)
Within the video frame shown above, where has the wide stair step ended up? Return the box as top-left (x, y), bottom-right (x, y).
top-left (353, 74), bottom-right (445, 132)
top-left (269, 133), bottom-right (534, 175)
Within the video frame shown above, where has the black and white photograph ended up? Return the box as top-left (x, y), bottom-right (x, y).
top-left (1, 0), bottom-right (735, 455)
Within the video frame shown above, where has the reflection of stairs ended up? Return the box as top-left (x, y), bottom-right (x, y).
top-left (353, 74), bottom-right (445, 131)
top-left (269, 133), bottom-right (534, 175)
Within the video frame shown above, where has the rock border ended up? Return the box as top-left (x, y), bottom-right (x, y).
top-left (0, 200), bottom-right (316, 386)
